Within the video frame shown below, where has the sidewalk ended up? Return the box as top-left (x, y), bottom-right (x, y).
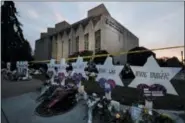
top-left (156, 110), bottom-right (184, 123)
top-left (1, 79), bottom-right (185, 123)
top-left (120, 104), bottom-right (185, 123)
top-left (2, 92), bottom-right (88, 123)
top-left (2, 92), bottom-right (185, 123)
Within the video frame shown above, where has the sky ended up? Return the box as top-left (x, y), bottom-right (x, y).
top-left (14, 2), bottom-right (184, 59)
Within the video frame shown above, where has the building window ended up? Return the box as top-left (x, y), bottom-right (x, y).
top-left (62, 41), bottom-right (64, 57)
top-left (68, 39), bottom-right (71, 55)
top-left (84, 33), bottom-right (89, 50)
top-left (95, 30), bottom-right (101, 52)
top-left (119, 34), bottom-right (121, 42)
top-left (76, 36), bottom-right (79, 52)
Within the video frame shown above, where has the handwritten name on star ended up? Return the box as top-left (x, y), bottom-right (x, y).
top-left (73, 64), bottom-right (85, 69)
top-left (129, 56), bottom-right (181, 95)
top-left (135, 71), bottom-right (170, 80)
top-left (96, 57), bottom-right (124, 87)
top-left (98, 68), bottom-right (116, 75)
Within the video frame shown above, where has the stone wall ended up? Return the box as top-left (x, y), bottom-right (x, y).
top-left (102, 16), bottom-right (139, 64)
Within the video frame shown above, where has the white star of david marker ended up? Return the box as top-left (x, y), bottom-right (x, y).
top-left (47, 59), bottom-right (56, 72)
top-left (55, 58), bottom-right (69, 77)
top-left (96, 57), bottom-right (124, 86)
top-left (128, 56), bottom-right (181, 95)
top-left (71, 56), bottom-right (88, 79)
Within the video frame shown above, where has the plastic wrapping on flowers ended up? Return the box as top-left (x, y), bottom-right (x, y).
top-left (47, 71), bottom-right (54, 78)
top-left (58, 72), bottom-right (65, 81)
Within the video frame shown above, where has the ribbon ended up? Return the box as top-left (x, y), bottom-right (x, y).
top-left (107, 79), bottom-right (116, 89)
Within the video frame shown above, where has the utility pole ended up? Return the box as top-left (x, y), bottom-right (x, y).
top-left (181, 51), bottom-right (183, 63)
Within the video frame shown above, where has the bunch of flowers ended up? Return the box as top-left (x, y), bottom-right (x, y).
top-left (58, 72), bottom-right (65, 81)
top-left (72, 73), bottom-right (86, 85)
top-left (98, 78), bottom-right (116, 92)
top-left (47, 71), bottom-right (54, 78)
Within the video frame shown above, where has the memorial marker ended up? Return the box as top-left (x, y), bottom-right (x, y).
top-left (71, 57), bottom-right (88, 87)
top-left (55, 58), bottom-right (68, 86)
top-left (47, 59), bottom-right (56, 84)
top-left (96, 57), bottom-right (124, 99)
top-left (128, 56), bottom-right (181, 95)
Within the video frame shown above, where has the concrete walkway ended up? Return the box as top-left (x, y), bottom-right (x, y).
top-left (2, 92), bottom-right (185, 123)
top-left (156, 110), bottom-right (184, 123)
top-left (2, 92), bottom-right (88, 123)
top-left (1, 79), bottom-right (42, 99)
top-left (1, 79), bottom-right (185, 123)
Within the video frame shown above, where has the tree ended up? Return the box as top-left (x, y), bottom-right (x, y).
top-left (1, 1), bottom-right (33, 62)
top-left (127, 46), bottom-right (156, 66)
top-left (93, 50), bottom-right (113, 64)
top-left (68, 50), bottom-right (93, 63)
top-left (20, 40), bottom-right (33, 61)
top-left (157, 58), bottom-right (167, 67)
top-left (166, 57), bottom-right (183, 67)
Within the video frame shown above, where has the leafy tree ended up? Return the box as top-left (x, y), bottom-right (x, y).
top-left (93, 50), bottom-right (113, 64)
top-left (127, 47), bottom-right (156, 66)
top-left (166, 57), bottom-right (183, 67)
top-left (68, 50), bottom-right (93, 63)
top-left (157, 58), bottom-right (167, 67)
top-left (1, 1), bottom-right (33, 62)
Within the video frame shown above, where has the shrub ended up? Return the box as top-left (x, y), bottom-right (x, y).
top-left (68, 50), bottom-right (93, 63)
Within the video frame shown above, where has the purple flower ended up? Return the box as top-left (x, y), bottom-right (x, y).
top-left (149, 84), bottom-right (167, 95)
top-left (72, 73), bottom-right (78, 80)
top-left (98, 78), bottom-right (107, 89)
top-left (137, 84), bottom-right (149, 90)
top-left (104, 88), bottom-right (111, 93)
top-left (72, 73), bottom-right (86, 83)
top-left (74, 80), bottom-right (80, 84)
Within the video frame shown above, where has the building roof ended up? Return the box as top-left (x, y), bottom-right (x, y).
top-left (88, 4), bottom-right (110, 17)
top-left (39, 4), bottom-right (138, 41)
top-left (40, 14), bottom-right (102, 39)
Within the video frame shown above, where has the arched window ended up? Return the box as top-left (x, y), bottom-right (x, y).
top-left (95, 29), bottom-right (101, 52)
top-left (84, 33), bottom-right (89, 50)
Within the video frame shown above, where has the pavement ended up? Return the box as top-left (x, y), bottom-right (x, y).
top-left (2, 92), bottom-right (88, 123)
top-left (1, 78), bottom-right (43, 123)
top-left (1, 79), bottom-right (185, 123)
top-left (1, 79), bottom-right (42, 99)
top-left (156, 110), bottom-right (184, 123)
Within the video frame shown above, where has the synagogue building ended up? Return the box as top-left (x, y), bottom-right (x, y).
top-left (34, 4), bottom-right (139, 64)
